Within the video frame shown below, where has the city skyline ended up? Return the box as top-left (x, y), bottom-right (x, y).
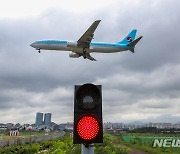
top-left (1, 114), bottom-right (180, 126)
top-left (1, 121), bottom-right (180, 130)
top-left (0, 0), bottom-right (180, 124)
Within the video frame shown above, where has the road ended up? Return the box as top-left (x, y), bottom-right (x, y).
top-left (128, 148), bottom-right (149, 154)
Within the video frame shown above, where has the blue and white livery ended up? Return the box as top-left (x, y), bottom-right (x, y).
top-left (30, 20), bottom-right (143, 61)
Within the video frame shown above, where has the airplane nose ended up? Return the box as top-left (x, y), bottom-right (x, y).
top-left (30, 43), bottom-right (34, 47)
top-left (30, 42), bottom-right (36, 48)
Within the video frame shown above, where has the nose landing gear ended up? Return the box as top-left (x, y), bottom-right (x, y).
top-left (37, 49), bottom-right (41, 53)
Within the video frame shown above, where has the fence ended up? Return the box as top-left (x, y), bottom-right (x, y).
top-left (0, 132), bottom-right (64, 148)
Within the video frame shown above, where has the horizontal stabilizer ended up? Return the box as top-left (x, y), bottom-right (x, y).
top-left (128, 36), bottom-right (143, 47)
top-left (130, 48), bottom-right (135, 53)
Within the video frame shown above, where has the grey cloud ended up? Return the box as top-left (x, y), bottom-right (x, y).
top-left (0, 0), bottom-right (180, 123)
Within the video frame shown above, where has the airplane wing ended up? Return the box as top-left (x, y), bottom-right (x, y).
top-left (77, 20), bottom-right (101, 49)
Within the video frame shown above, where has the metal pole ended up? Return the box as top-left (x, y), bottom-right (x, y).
top-left (81, 143), bottom-right (94, 154)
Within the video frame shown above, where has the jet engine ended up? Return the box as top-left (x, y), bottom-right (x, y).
top-left (69, 52), bottom-right (81, 58)
top-left (67, 41), bottom-right (78, 48)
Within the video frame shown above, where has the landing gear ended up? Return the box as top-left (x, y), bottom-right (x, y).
top-left (37, 49), bottom-right (41, 53)
top-left (83, 48), bottom-right (86, 59)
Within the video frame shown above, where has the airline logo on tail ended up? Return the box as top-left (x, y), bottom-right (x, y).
top-left (126, 37), bottom-right (132, 42)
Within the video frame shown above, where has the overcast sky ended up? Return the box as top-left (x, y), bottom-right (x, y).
top-left (0, 0), bottom-right (180, 124)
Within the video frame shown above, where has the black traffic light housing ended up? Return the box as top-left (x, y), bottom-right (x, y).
top-left (73, 83), bottom-right (103, 144)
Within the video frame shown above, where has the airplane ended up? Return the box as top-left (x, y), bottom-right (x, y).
top-left (30, 20), bottom-right (143, 61)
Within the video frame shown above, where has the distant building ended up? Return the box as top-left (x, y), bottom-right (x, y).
top-left (59, 123), bottom-right (67, 131)
top-left (146, 123), bottom-right (172, 129)
top-left (6, 123), bottom-right (14, 130)
top-left (35, 112), bottom-right (43, 126)
top-left (51, 123), bottom-right (59, 131)
top-left (15, 123), bottom-right (21, 128)
top-left (0, 123), bottom-right (7, 130)
top-left (104, 122), bottom-right (125, 129)
top-left (173, 123), bottom-right (180, 129)
top-left (65, 122), bottom-right (73, 132)
top-left (44, 113), bottom-right (51, 127)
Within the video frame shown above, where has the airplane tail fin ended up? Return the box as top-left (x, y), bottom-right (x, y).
top-left (118, 29), bottom-right (137, 44)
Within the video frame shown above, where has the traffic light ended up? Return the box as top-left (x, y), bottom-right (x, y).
top-left (73, 83), bottom-right (103, 144)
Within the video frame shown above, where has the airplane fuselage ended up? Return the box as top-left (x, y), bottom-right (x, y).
top-left (30, 40), bottom-right (131, 54)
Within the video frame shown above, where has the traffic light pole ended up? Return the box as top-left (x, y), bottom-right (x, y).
top-left (81, 143), bottom-right (94, 154)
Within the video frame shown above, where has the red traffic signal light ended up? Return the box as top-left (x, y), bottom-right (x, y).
top-left (76, 114), bottom-right (100, 141)
top-left (73, 83), bottom-right (103, 144)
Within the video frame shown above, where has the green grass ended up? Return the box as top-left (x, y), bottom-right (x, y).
top-left (1, 132), bottom-right (179, 154)
top-left (0, 133), bottom-right (130, 154)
